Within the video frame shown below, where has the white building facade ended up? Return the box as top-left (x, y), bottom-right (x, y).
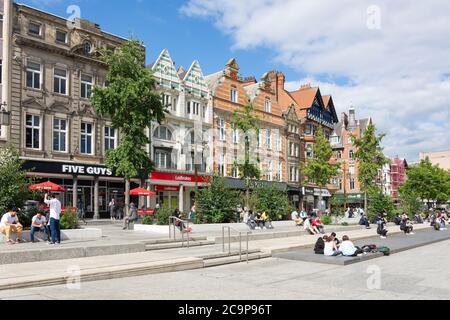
top-left (149, 49), bottom-right (213, 212)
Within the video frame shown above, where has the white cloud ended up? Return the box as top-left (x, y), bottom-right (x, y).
top-left (181, 0), bottom-right (450, 160)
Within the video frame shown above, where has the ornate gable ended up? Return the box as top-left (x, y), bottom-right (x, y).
top-left (152, 49), bottom-right (181, 90)
top-left (22, 97), bottom-right (45, 110)
top-left (183, 61), bottom-right (208, 98)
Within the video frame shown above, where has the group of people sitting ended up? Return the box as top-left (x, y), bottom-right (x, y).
top-left (429, 211), bottom-right (449, 231)
top-left (314, 233), bottom-right (367, 257)
top-left (243, 210), bottom-right (274, 230)
top-left (291, 210), bottom-right (325, 235)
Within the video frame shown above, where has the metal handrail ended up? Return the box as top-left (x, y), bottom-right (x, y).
top-left (222, 226), bottom-right (250, 264)
top-left (169, 216), bottom-right (190, 248)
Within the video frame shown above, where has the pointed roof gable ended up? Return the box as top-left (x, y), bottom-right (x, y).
top-left (289, 85), bottom-right (321, 109)
top-left (183, 60), bottom-right (209, 98)
top-left (151, 49), bottom-right (180, 89)
top-left (323, 95), bottom-right (339, 123)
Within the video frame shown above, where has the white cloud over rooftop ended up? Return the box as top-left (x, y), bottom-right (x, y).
top-left (181, 0), bottom-right (450, 160)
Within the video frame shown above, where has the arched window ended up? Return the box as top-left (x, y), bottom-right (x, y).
top-left (153, 126), bottom-right (173, 141)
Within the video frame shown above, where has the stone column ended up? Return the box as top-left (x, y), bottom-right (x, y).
top-left (179, 184), bottom-right (184, 213)
top-left (94, 177), bottom-right (99, 220)
top-left (1, 0), bottom-right (12, 139)
top-left (72, 176), bottom-right (78, 207)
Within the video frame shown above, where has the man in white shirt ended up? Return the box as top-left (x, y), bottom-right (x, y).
top-left (291, 210), bottom-right (303, 227)
top-left (340, 235), bottom-right (364, 257)
top-left (30, 212), bottom-right (49, 243)
top-left (44, 193), bottom-right (62, 245)
top-left (0, 208), bottom-right (23, 244)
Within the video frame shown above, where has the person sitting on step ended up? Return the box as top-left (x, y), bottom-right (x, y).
top-left (261, 212), bottom-right (274, 230)
top-left (123, 203), bottom-right (138, 230)
top-left (340, 235), bottom-right (365, 257)
top-left (400, 216), bottom-right (414, 235)
top-left (324, 235), bottom-right (342, 257)
top-left (30, 212), bottom-right (50, 243)
top-left (0, 208), bottom-right (24, 245)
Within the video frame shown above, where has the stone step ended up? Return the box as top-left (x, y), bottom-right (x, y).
top-left (0, 257), bottom-right (204, 291)
top-left (0, 242), bottom-right (146, 266)
top-left (144, 240), bottom-right (215, 251)
top-left (203, 251), bottom-right (272, 268)
top-left (199, 249), bottom-right (261, 260)
top-left (140, 236), bottom-right (208, 245)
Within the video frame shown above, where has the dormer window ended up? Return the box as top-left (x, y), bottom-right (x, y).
top-left (83, 41), bottom-right (92, 55)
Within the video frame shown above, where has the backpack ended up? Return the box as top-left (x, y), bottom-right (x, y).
top-left (378, 246), bottom-right (391, 256)
top-left (362, 244), bottom-right (378, 253)
top-left (434, 223), bottom-right (441, 231)
top-left (314, 238), bottom-right (325, 255)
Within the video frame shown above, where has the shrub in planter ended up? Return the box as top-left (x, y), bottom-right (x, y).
top-left (141, 216), bottom-right (153, 225)
top-left (60, 208), bottom-right (79, 230)
top-left (154, 206), bottom-right (172, 225)
top-left (321, 215), bottom-right (332, 225)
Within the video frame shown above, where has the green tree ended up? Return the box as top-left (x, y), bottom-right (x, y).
top-left (251, 185), bottom-right (293, 221)
top-left (401, 157), bottom-right (445, 206)
top-left (398, 185), bottom-right (423, 218)
top-left (351, 123), bottom-right (387, 215)
top-left (367, 186), bottom-right (395, 222)
top-left (232, 100), bottom-right (260, 207)
top-left (0, 146), bottom-right (33, 215)
top-left (91, 40), bottom-right (166, 215)
top-left (301, 129), bottom-right (340, 214)
top-left (196, 176), bottom-right (240, 223)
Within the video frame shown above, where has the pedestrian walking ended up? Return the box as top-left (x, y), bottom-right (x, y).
top-left (44, 193), bottom-right (62, 245)
top-left (77, 198), bottom-right (87, 225)
top-left (108, 198), bottom-right (117, 221)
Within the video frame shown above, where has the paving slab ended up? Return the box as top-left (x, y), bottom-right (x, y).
top-left (273, 227), bottom-right (450, 265)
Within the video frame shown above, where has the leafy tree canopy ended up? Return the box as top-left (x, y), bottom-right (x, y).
top-left (91, 39), bottom-right (166, 179)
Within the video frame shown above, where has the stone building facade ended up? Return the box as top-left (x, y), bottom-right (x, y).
top-left (0, 1), bottom-right (129, 218)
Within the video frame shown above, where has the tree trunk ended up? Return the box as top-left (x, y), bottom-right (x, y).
top-left (364, 190), bottom-right (368, 216)
top-left (125, 178), bottom-right (130, 217)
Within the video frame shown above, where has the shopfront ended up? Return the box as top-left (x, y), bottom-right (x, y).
top-left (288, 185), bottom-right (302, 210)
top-left (301, 187), bottom-right (315, 212)
top-left (149, 172), bottom-right (210, 213)
top-left (22, 160), bottom-right (133, 219)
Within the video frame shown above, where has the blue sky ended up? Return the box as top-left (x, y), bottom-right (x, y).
top-left (20, 0), bottom-right (450, 161)
top-left (22, 0), bottom-right (300, 80)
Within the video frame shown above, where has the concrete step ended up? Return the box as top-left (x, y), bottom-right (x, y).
top-left (198, 249), bottom-right (261, 260)
top-left (203, 251), bottom-right (272, 268)
top-left (140, 236), bottom-right (208, 245)
top-left (145, 240), bottom-right (215, 251)
top-left (0, 242), bottom-right (146, 266)
top-left (0, 257), bottom-right (205, 291)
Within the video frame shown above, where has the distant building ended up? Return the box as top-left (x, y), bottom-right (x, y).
top-left (390, 157), bottom-right (408, 202)
top-left (419, 151), bottom-right (450, 170)
top-left (330, 108), bottom-right (372, 208)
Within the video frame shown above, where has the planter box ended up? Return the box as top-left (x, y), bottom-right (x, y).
top-left (0, 228), bottom-right (102, 242)
top-left (134, 224), bottom-right (169, 234)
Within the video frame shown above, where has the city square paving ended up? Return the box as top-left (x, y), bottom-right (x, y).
top-left (0, 238), bottom-right (449, 300)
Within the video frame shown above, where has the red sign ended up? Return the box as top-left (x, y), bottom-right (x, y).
top-left (154, 185), bottom-right (180, 192)
top-left (137, 209), bottom-right (154, 216)
top-left (150, 172), bottom-right (210, 184)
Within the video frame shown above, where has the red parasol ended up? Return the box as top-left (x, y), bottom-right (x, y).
top-left (29, 181), bottom-right (67, 192)
top-left (129, 188), bottom-right (157, 196)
